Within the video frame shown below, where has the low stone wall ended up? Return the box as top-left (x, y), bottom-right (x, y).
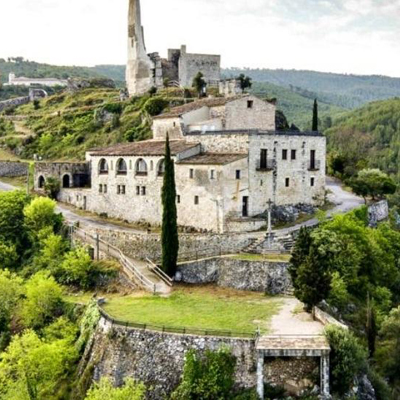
top-left (0, 96), bottom-right (30, 112)
top-left (86, 317), bottom-right (257, 399)
top-left (314, 307), bottom-right (348, 330)
top-left (74, 223), bottom-right (261, 262)
top-left (177, 257), bottom-right (292, 294)
top-left (0, 161), bottom-right (29, 177)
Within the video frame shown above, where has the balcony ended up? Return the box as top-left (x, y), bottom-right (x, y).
top-left (308, 160), bottom-right (321, 171)
top-left (135, 171), bottom-right (148, 177)
top-left (256, 159), bottom-right (274, 171)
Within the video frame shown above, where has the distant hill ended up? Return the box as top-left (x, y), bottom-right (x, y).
top-left (325, 98), bottom-right (400, 183)
top-left (224, 68), bottom-right (400, 109)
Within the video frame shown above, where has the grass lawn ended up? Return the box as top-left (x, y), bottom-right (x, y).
top-left (66, 286), bottom-right (282, 334)
top-left (231, 253), bottom-right (291, 263)
top-left (0, 175), bottom-right (28, 189)
top-left (0, 148), bottom-right (20, 161)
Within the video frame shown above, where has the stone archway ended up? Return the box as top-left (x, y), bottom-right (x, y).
top-left (62, 174), bottom-right (71, 188)
top-left (38, 176), bottom-right (45, 189)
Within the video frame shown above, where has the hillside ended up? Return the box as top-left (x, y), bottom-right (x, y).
top-left (325, 98), bottom-right (400, 183)
top-left (224, 68), bottom-right (400, 109)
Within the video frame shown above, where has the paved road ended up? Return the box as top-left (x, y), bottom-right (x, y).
top-left (278, 176), bottom-right (364, 235)
top-left (0, 176), bottom-right (364, 235)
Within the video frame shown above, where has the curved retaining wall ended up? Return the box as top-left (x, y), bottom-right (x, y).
top-left (85, 317), bottom-right (257, 399)
top-left (177, 257), bottom-right (292, 294)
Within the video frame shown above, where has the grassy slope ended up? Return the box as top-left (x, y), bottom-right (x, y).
top-left (98, 286), bottom-right (281, 333)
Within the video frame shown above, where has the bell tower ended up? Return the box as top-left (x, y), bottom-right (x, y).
top-left (126, 0), bottom-right (155, 96)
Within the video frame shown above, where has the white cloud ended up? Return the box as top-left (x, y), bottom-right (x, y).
top-left (0, 0), bottom-right (399, 77)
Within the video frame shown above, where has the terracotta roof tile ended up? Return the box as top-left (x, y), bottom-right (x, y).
top-left (177, 153), bottom-right (247, 165)
top-left (89, 140), bottom-right (199, 157)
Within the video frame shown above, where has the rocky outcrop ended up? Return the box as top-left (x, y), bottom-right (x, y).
top-left (176, 257), bottom-right (292, 294)
top-left (368, 200), bottom-right (389, 227)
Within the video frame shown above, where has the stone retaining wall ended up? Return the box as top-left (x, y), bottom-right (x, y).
top-left (0, 96), bottom-right (30, 112)
top-left (85, 317), bottom-right (257, 399)
top-left (177, 257), bottom-right (292, 294)
top-left (0, 161), bottom-right (28, 177)
top-left (76, 224), bottom-right (260, 262)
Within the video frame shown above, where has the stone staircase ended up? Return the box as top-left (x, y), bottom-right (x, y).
top-left (243, 232), bottom-right (295, 255)
top-left (71, 226), bottom-right (172, 295)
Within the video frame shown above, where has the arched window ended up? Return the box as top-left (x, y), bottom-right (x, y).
top-left (135, 158), bottom-right (148, 176)
top-left (157, 159), bottom-right (165, 177)
top-left (116, 158), bottom-right (127, 175)
top-left (99, 159), bottom-right (109, 174)
top-left (62, 174), bottom-right (70, 188)
top-left (38, 176), bottom-right (45, 189)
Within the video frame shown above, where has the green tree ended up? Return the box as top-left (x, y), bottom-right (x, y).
top-left (192, 72), bottom-right (206, 98)
top-left (85, 378), bottom-right (145, 400)
top-left (0, 191), bottom-right (29, 250)
top-left (0, 329), bottom-right (78, 400)
top-left (294, 246), bottom-right (332, 311)
top-left (19, 272), bottom-right (64, 329)
top-left (0, 241), bottom-right (18, 270)
top-left (325, 326), bottom-right (367, 396)
top-left (0, 270), bottom-right (24, 350)
top-left (161, 135), bottom-right (179, 277)
top-left (312, 99), bottom-right (318, 131)
top-left (24, 197), bottom-right (62, 241)
top-left (44, 177), bottom-right (61, 200)
top-left (237, 74), bottom-right (252, 93)
top-left (289, 227), bottom-right (312, 286)
top-left (375, 306), bottom-right (400, 386)
top-left (171, 348), bottom-right (236, 400)
top-left (59, 246), bottom-right (93, 288)
top-left (349, 169), bottom-right (397, 203)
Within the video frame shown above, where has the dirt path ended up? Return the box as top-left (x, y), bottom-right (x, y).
top-left (269, 297), bottom-right (325, 335)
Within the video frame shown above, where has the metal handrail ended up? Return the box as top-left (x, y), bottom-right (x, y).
top-left (72, 226), bottom-right (157, 293)
top-left (146, 258), bottom-right (173, 287)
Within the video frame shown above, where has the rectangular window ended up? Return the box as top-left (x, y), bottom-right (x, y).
top-left (177, 195), bottom-right (181, 204)
top-left (310, 150), bottom-right (316, 170)
top-left (291, 150), bottom-right (297, 160)
top-left (121, 185), bottom-right (126, 195)
top-left (117, 185), bottom-right (121, 195)
top-left (285, 178), bottom-right (290, 187)
top-left (311, 177), bottom-right (315, 187)
top-left (104, 184), bottom-right (107, 194)
top-left (141, 186), bottom-right (146, 196)
top-left (282, 149), bottom-right (288, 160)
top-left (247, 100), bottom-right (254, 109)
top-left (236, 170), bottom-right (241, 180)
top-left (260, 149), bottom-right (268, 169)
top-left (99, 184), bottom-right (103, 193)
top-left (194, 196), bottom-right (199, 205)
top-left (190, 169), bottom-right (194, 179)
top-left (136, 186), bottom-right (140, 195)
top-left (210, 169), bottom-right (215, 180)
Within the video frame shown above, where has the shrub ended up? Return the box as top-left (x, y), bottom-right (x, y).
top-left (33, 99), bottom-right (40, 110)
top-left (325, 326), bottom-right (367, 395)
top-left (171, 348), bottom-right (236, 400)
top-left (142, 97), bottom-right (168, 116)
top-left (44, 177), bottom-right (60, 200)
top-left (102, 102), bottom-right (123, 115)
top-left (85, 377), bottom-right (145, 400)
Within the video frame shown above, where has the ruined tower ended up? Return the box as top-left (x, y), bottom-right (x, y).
top-left (126, 0), bottom-right (155, 96)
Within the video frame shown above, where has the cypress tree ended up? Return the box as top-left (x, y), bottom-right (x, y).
top-left (312, 99), bottom-right (319, 131)
top-left (161, 134), bottom-right (179, 277)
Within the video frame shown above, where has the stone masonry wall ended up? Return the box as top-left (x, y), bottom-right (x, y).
top-left (73, 224), bottom-right (261, 262)
top-left (0, 161), bottom-right (28, 177)
top-left (177, 257), bottom-right (292, 294)
top-left (86, 317), bottom-right (256, 400)
top-left (0, 96), bottom-right (30, 112)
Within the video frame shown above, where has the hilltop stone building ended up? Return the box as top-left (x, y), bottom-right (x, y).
top-left (34, 95), bottom-right (326, 233)
top-left (126, 0), bottom-right (221, 96)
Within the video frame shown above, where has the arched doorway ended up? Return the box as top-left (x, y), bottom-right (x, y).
top-left (62, 174), bottom-right (70, 188)
top-left (38, 176), bottom-right (45, 189)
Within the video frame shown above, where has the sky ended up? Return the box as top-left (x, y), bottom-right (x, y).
top-left (0, 0), bottom-right (400, 77)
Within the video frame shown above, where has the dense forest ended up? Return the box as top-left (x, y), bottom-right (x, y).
top-left (224, 68), bottom-right (400, 109)
top-left (326, 98), bottom-right (400, 195)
